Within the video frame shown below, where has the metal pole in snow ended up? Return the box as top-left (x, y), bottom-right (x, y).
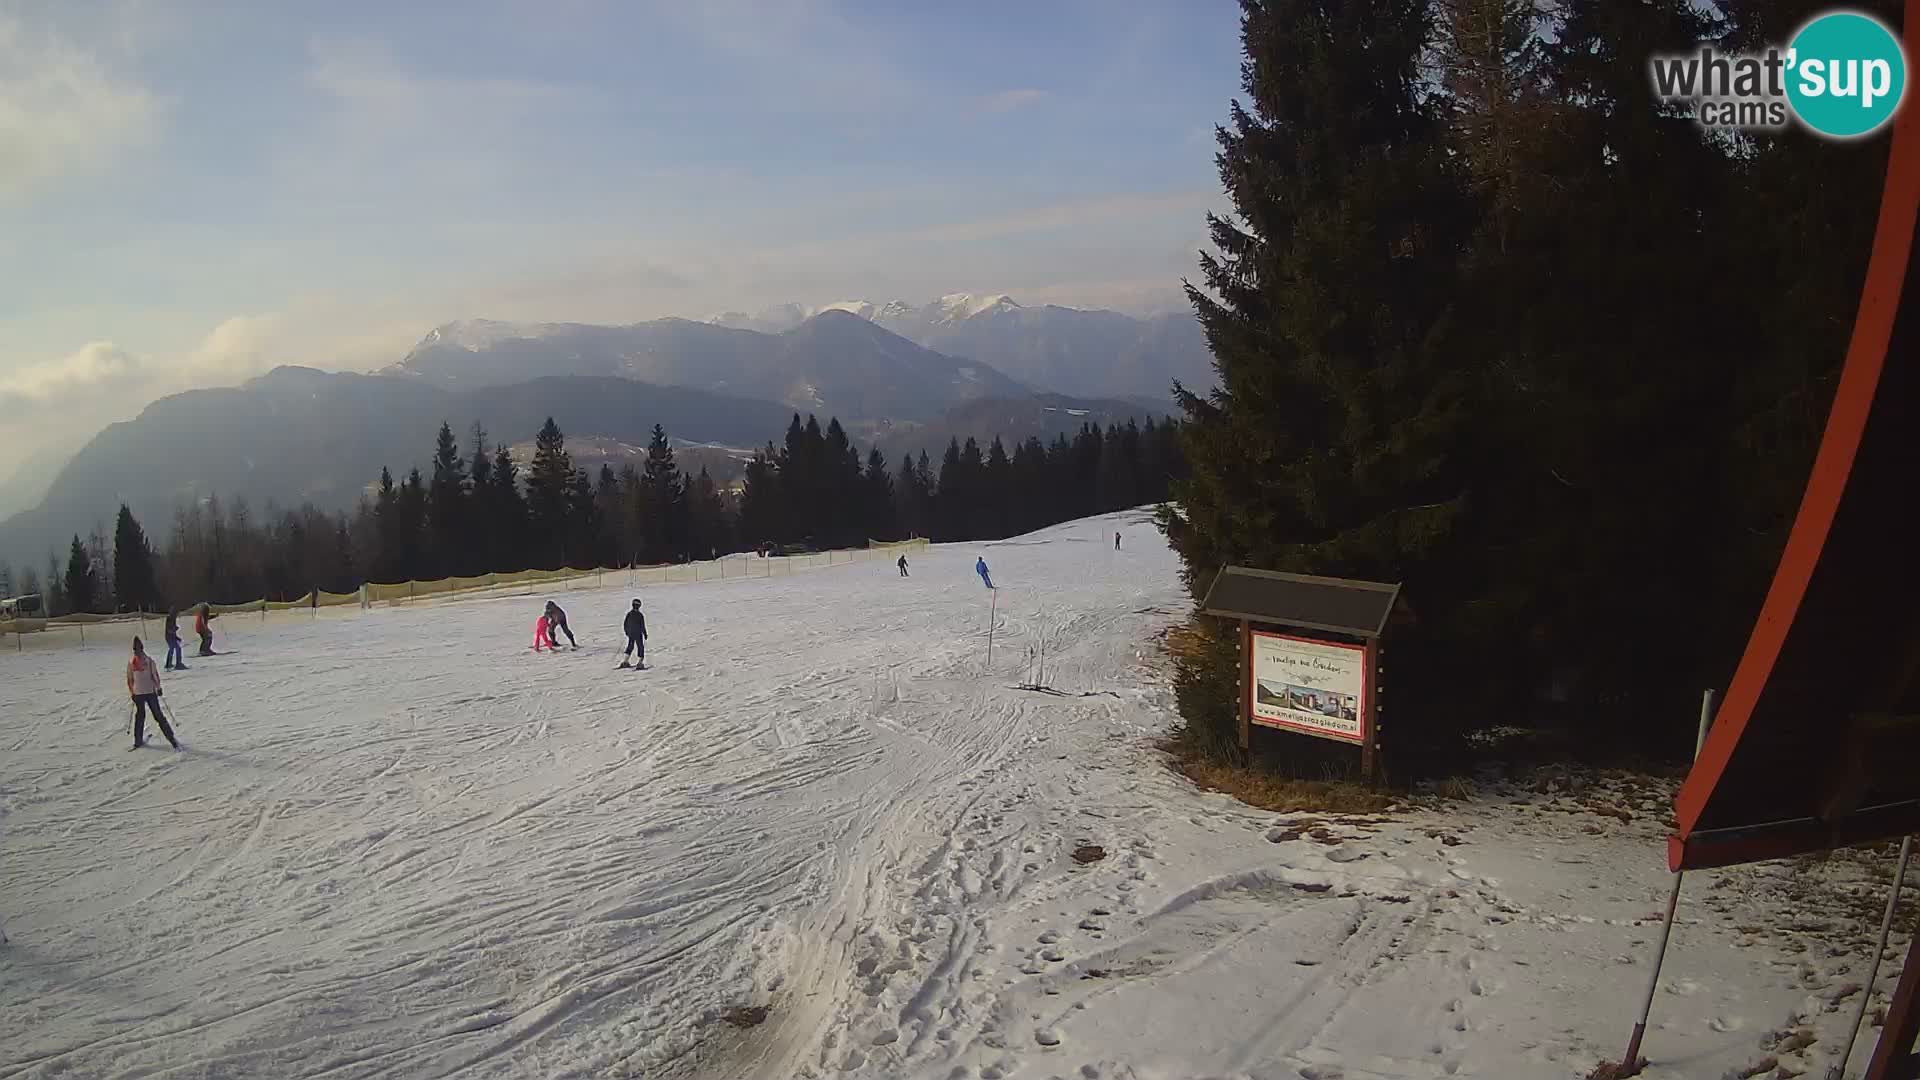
top-left (987, 588), bottom-right (998, 669)
top-left (1830, 835), bottom-right (1914, 1080)
top-left (1619, 688), bottom-right (1717, 1076)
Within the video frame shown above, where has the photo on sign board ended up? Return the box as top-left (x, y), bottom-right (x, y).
top-left (1249, 632), bottom-right (1367, 744)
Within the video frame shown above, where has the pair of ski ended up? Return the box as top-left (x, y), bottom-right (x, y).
top-left (616, 660), bottom-right (648, 671)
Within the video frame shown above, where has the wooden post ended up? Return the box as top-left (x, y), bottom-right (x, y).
top-left (1361, 638), bottom-right (1381, 785)
top-left (1239, 620), bottom-right (1253, 752)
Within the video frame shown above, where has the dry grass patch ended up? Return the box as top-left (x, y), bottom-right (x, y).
top-left (1172, 756), bottom-right (1397, 815)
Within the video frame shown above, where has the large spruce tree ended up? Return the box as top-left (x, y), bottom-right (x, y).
top-left (1160, 0), bottom-right (1474, 763)
top-left (527, 418), bottom-right (573, 567)
top-left (427, 421), bottom-right (468, 577)
top-left (112, 505), bottom-right (159, 613)
top-left (64, 535), bottom-right (96, 615)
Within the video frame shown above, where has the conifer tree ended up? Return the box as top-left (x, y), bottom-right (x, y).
top-left (64, 535), bottom-right (96, 614)
top-left (1160, 0), bottom-right (1474, 762)
top-left (112, 505), bottom-right (159, 613)
top-left (864, 448), bottom-right (895, 541)
top-left (527, 418), bottom-right (573, 568)
top-left (491, 445), bottom-right (527, 571)
top-left (640, 424), bottom-right (684, 561)
top-left (428, 421), bottom-right (468, 577)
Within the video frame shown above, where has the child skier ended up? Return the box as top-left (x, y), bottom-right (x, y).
top-left (164, 606), bottom-right (188, 670)
top-left (194, 603), bottom-right (217, 656)
top-left (127, 637), bottom-right (180, 750)
top-left (532, 612), bottom-right (557, 652)
top-left (976, 556), bottom-right (994, 590)
top-left (898, 555), bottom-right (909, 577)
top-left (544, 601), bottom-right (578, 649)
top-left (620, 599), bottom-right (648, 669)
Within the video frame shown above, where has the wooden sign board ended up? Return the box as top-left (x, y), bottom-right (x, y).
top-left (1203, 567), bottom-right (1398, 783)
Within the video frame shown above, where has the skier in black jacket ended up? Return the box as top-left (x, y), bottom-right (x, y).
top-left (544, 601), bottom-right (578, 649)
top-left (620, 599), bottom-right (647, 669)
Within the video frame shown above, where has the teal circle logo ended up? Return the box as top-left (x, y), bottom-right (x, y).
top-left (1787, 11), bottom-right (1907, 139)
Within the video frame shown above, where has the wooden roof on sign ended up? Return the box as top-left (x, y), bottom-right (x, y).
top-left (1667, 86), bottom-right (1920, 874)
top-left (1199, 566), bottom-right (1400, 640)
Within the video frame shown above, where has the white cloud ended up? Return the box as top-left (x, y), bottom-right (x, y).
top-left (0, 14), bottom-right (160, 198)
top-left (0, 341), bottom-right (144, 410)
top-left (983, 89), bottom-right (1048, 114)
top-left (187, 314), bottom-right (284, 380)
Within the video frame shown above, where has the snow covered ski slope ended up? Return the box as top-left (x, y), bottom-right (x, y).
top-left (1, 511), bottom-right (1910, 1079)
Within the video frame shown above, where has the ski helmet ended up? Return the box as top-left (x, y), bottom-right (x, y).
top-left (632, 598), bottom-right (642, 608)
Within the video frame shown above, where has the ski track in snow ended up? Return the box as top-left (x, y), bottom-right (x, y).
top-left (0, 510), bottom-right (1906, 1080)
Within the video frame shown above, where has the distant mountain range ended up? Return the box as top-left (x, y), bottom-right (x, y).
top-left (0, 369), bottom-right (793, 566)
top-left (384, 310), bottom-right (1027, 421)
top-left (711, 294), bottom-right (1215, 401)
top-left (0, 294), bottom-right (1207, 566)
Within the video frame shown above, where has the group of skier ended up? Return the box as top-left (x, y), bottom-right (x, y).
top-left (529, 598), bottom-right (649, 670)
top-left (123, 604), bottom-right (224, 750)
top-left (116, 540), bottom-right (1059, 751)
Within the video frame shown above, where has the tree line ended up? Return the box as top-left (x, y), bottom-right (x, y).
top-left (1159, 0), bottom-right (1894, 770)
top-left (6, 411), bottom-right (1184, 615)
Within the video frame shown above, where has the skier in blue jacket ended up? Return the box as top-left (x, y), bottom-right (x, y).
top-left (976, 557), bottom-right (994, 590)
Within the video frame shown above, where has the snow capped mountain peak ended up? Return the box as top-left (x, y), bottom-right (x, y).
top-left (815, 300), bottom-right (877, 320)
top-left (423, 318), bottom-right (537, 351)
top-left (934, 293), bottom-right (1021, 321)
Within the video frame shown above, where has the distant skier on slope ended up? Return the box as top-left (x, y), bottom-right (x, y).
top-left (164, 606), bottom-right (188, 670)
top-left (1115, 531), bottom-right (1121, 551)
top-left (619, 599), bottom-right (647, 669)
top-left (976, 556), bottom-right (994, 590)
top-left (194, 603), bottom-right (217, 657)
top-left (544, 601), bottom-right (578, 649)
top-left (127, 637), bottom-right (180, 751)
top-left (898, 555), bottom-right (909, 578)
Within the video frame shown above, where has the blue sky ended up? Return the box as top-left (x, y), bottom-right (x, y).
top-left (0, 0), bottom-right (1242, 469)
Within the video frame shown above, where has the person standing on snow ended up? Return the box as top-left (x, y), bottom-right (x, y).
top-left (898, 555), bottom-right (909, 578)
top-left (127, 637), bottom-right (180, 750)
top-left (544, 601), bottom-right (578, 649)
top-left (194, 603), bottom-right (217, 656)
top-left (532, 611), bottom-right (557, 652)
top-left (620, 599), bottom-right (648, 669)
top-left (976, 557), bottom-right (994, 590)
top-left (1115, 531), bottom-right (1121, 551)
top-left (163, 606), bottom-right (188, 670)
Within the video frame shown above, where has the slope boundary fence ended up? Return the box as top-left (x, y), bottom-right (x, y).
top-left (0, 538), bottom-right (930, 653)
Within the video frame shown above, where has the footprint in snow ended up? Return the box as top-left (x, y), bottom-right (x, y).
top-left (1039, 931), bottom-right (1061, 944)
top-left (1036, 1028), bottom-right (1062, 1046)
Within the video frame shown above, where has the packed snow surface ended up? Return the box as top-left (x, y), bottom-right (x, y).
top-left (2, 511), bottom-right (1913, 1079)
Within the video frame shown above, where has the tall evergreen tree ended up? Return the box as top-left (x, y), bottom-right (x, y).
top-left (112, 505), bottom-right (160, 613)
top-left (1159, 0), bottom-right (1475, 762)
top-left (984, 437), bottom-right (1013, 538)
top-left (567, 468), bottom-right (602, 568)
top-left (639, 424), bottom-right (685, 561)
top-left (527, 418), bottom-right (573, 567)
top-left (427, 421), bottom-right (469, 578)
top-left (685, 467), bottom-right (730, 559)
top-left (396, 469), bottom-right (429, 580)
top-left (372, 468), bottom-right (400, 581)
top-left (864, 448), bottom-right (896, 541)
top-left (64, 535), bottom-right (97, 614)
top-left (491, 444), bottom-right (527, 571)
